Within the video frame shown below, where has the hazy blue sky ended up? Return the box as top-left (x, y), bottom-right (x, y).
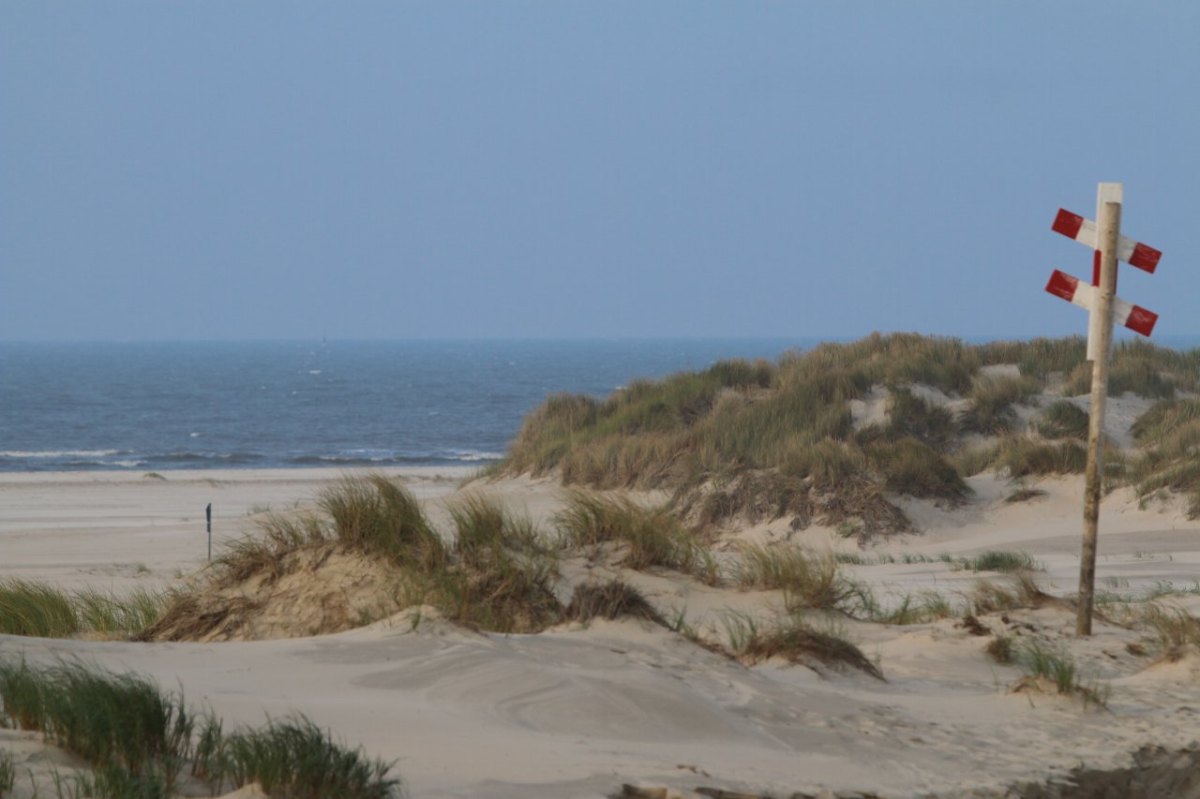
top-left (2, 3), bottom-right (1196, 342)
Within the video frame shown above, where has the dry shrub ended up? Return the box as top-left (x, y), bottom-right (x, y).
top-left (564, 580), bottom-right (665, 625)
top-left (969, 573), bottom-right (1054, 615)
top-left (719, 611), bottom-right (883, 679)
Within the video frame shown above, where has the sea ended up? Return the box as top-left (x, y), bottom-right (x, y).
top-left (7, 335), bottom-right (1199, 474)
top-left (0, 339), bottom-right (807, 473)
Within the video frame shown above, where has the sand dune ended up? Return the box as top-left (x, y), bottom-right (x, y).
top-left (2, 467), bottom-right (1200, 798)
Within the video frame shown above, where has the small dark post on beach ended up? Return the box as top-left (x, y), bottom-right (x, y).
top-left (206, 502), bottom-right (213, 561)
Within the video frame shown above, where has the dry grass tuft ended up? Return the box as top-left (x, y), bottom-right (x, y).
top-left (734, 545), bottom-right (868, 614)
top-left (564, 580), bottom-right (665, 625)
top-left (719, 611), bottom-right (883, 679)
top-left (969, 573), bottom-right (1054, 615)
top-left (1141, 604), bottom-right (1200, 661)
top-left (556, 491), bottom-right (713, 579)
top-left (147, 477), bottom-right (566, 640)
top-left (0, 579), bottom-right (168, 639)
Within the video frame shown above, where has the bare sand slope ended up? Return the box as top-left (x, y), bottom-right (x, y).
top-left (3, 468), bottom-right (1200, 798)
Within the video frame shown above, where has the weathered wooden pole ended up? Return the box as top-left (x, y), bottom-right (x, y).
top-left (1077, 184), bottom-right (1122, 636)
top-left (206, 502), bottom-right (213, 562)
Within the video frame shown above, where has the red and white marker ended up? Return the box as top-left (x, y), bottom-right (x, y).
top-left (1052, 208), bottom-right (1162, 274)
top-left (1045, 269), bottom-right (1158, 337)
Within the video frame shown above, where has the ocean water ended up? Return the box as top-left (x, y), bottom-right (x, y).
top-left (0, 339), bottom-right (803, 472)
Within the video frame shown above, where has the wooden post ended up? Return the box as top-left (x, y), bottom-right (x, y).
top-left (1077, 184), bottom-right (1122, 636)
top-left (206, 502), bottom-right (213, 562)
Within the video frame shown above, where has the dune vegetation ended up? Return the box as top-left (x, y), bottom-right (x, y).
top-left (0, 658), bottom-right (401, 799)
top-left (0, 580), bottom-right (167, 639)
top-left (499, 333), bottom-right (1200, 532)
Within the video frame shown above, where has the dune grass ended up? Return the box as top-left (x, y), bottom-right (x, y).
top-left (1037, 400), bottom-right (1089, 440)
top-left (869, 387), bottom-right (957, 452)
top-left (1128, 398), bottom-right (1200, 518)
top-left (959, 375), bottom-right (1039, 435)
top-left (498, 334), bottom-right (1200, 529)
top-left (995, 437), bottom-right (1088, 478)
top-left (734, 544), bottom-right (867, 614)
top-left (718, 610), bottom-right (883, 679)
top-left (431, 494), bottom-right (562, 633)
top-left (154, 477), bottom-right (567, 637)
top-left (964, 550), bottom-right (1039, 573)
top-left (868, 591), bottom-right (956, 625)
top-left (212, 716), bottom-right (399, 799)
top-left (0, 659), bottom-right (403, 799)
top-left (985, 635), bottom-right (1016, 664)
top-left (564, 580), bottom-right (665, 625)
top-left (0, 659), bottom-right (194, 790)
top-left (555, 490), bottom-right (714, 580)
top-left (1141, 605), bottom-right (1200, 661)
top-left (0, 580), bottom-right (168, 639)
top-left (1015, 640), bottom-right (1108, 707)
top-left (0, 750), bottom-right (13, 797)
top-left (503, 334), bottom-right (990, 533)
top-left (969, 573), bottom-right (1052, 615)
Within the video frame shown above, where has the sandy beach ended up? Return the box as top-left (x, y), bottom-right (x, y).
top-left (3, 465), bottom-right (1200, 798)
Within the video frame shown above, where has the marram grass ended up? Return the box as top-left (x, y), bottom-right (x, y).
top-left (500, 333), bottom-right (1200, 532)
top-left (0, 579), bottom-right (168, 639)
top-left (0, 658), bottom-right (403, 799)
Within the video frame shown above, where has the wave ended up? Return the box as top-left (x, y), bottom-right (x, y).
top-left (0, 447), bottom-right (502, 472)
top-left (0, 449), bottom-right (124, 459)
top-left (287, 449), bottom-right (504, 467)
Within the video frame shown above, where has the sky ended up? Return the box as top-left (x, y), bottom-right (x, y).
top-left (2, 2), bottom-right (1197, 342)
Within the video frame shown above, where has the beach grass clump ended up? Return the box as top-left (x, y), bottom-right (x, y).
top-left (1036, 400), bottom-right (1090, 440)
top-left (0, 579), bottom-right (79, 637)
top-left (320, 475), bottom-right (447, 571)
top-left (959, 375), bottom-right (1040, 436)
top-left (153, 478), bottom-right (569, 639)
top-left (965, 550), bottom-right (1039, 574)
top-left (1066, 340), bottom-right (1199, 398)
top-left (969, 573), bottom-right (1052, 615)
top-left (1141, 605), bottom-right (1200, 661)
top-left (215, 716), bottom-right (400, 799)
top-left (0, 580), bottom-right (168, 639)
top-left (0, 750), bottom-right (13, 797)
top-left (1015, 640), bottom-right (1107, 706)
top-left (866, 437), bottom-right (970, 501)
top-left (869, 591), bottom-right (956, 625)
top-left (431, 496), bottom-right (562, 634)
top-left (734, 545), bottom-right (867, 614)
top-left (985, 635), bottom-right (1016, 664)
top-left (74, 588), bottom-right (168, 636)
top-left (996, 437), bottom-right (1088, 478)
top-left (719, 610), bottom-right (883, 679)
top-left (871, 387), bottom-right (957, 452)
top-left (564, 580), bottom-right (665, 625)
top-left (1128, 399), bottom-right (1200, 517)
top-left (0, 659), bottom-right (403, 799)
top-left (0, 659), bottom-right (194, 789)
top-left (556, 491), bottom-right (708, 576)
top-left (999, 336), bottom-right (1087, 382)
